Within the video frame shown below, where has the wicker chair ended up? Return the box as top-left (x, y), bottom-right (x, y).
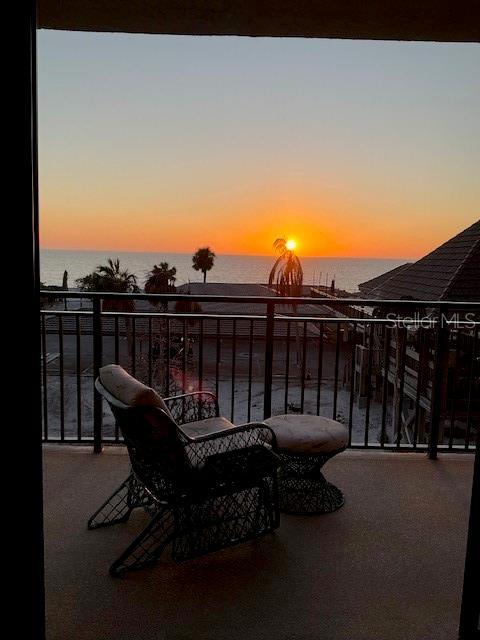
top-left (88, 365), bottom-right (280, 576)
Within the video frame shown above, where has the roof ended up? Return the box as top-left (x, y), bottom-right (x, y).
top-left (358, 263), bottom-right (412, 295)
top-left (43, 282), bottom-right (340, 340)
top-left (43, 314), bottom-right (328, 340)
top-left (175, 282), bottom-right (338, 317)
top-left (364, 220), bottom-right (480, 301)
top-left (38, 1), bottom-right (480, 42)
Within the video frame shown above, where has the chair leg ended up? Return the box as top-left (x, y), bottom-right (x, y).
top-left (260, 476), bottom-right (280, 532)
top-left (253, 483), bottom-right (268, 533)
top-left (246, 477), bottom-right (280, 538)
top-left (109, 506), bottom-right (175, 577)
top-left (270, 474), bottom-right (281, 530)
top-left (87, 473), bottom-right (151, 530)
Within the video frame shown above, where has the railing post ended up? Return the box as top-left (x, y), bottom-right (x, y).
top-left (263, 301), bottom-right (274, 419)
top-left (92, 296), bottom-right (103, 453)
top-left (458, 436), bottom-right (480, 639)
top-left (428, 308), bottom-right (450, 460)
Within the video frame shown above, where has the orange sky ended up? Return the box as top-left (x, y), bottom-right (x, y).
top-left (38, 34), bottom-right (480, 259)
top-left (39, 185), bottom-right (477, 259)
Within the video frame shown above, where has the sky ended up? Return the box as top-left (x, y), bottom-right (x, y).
top-left (38, 32), bottom-right (480, 258)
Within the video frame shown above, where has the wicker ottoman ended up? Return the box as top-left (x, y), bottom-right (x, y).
top-left (264, 414), bottom-right (348, 515)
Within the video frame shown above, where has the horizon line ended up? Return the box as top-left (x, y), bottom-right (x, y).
top-left (40, 247), bottom-right (414, 261)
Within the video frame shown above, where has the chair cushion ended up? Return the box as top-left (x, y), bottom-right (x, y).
top-left (264, 414), bottom-right (348, 453)
top-left (99, 364), bottom-right (171, 416)
top-left (181, 416), bottom-right (235, 439)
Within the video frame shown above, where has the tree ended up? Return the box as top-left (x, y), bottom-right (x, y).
top-left (145, 263), bottom-right (177, 311)
top-left (268, 238), bottom-right (304, 366)
top-left (268, 238), bottom-right (303, 297)
top-left (136, 263), bottom-right (177, 391)
top-left (76, 258), bottom-right (140, 354)
top-left (192, 247), bottom-right (215, 283)
top-left (76, 258), bottom-right (139, 309)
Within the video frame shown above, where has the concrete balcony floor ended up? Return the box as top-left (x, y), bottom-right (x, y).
top-left (43, 446), bottom-right (474, 640)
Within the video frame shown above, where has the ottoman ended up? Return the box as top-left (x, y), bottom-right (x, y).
top-left (264, 414), bottom-right (348, 515)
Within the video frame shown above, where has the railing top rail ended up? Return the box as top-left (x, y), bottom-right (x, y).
top-left (39, 290), bottom-right (480, 309)
top-left (40, 310), bottom-right (269, 321)
top-left (39, 308), bottom-right (480, 327)
top-left (39, 310), bottom-right (92, 317)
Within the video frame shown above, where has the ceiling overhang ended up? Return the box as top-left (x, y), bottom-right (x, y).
top-left (38, 1), bottom-right (480, 42)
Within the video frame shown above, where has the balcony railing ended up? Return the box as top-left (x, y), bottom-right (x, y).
top-left (40, 292), bottom-right (479, 456)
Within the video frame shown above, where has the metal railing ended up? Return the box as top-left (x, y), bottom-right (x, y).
top-left (40, 291), bottom-right (479, 456)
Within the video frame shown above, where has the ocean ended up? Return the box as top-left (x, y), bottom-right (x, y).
top-left (40, 249), bottom-right (409, 294)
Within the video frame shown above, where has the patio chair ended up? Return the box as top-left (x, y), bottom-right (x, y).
top-left (88, 365), bottom-right (280, 576)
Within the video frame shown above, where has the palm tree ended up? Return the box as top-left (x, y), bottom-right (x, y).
top-left (268, 238), bottom-right (304, 366)
top-left (76, 258), bottom-right (139, 309)
top-left (192, 247), bottom-right (215, 283)
top-left (76, 258), bottom-right (140, 354)
top-left (145, 262), bottom-right (177, 311)
top-left (268, 238), bottom-right (303, 297)
top-left (140, 263), bottom-right (177, 391)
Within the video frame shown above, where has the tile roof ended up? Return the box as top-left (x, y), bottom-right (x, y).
top-left (362, 220), bottom-right (480, 301)
top-left (358, 263), bottom-right (412, 295)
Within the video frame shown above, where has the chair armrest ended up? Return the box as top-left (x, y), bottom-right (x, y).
top-left (175, 422), bottom-right (231, 443)
top-left (182, 422), bottom-right (277, 469)
top-left (203, 445), bottom-right (282, 484)
top-left (164, 391), bottom-right (219, 425)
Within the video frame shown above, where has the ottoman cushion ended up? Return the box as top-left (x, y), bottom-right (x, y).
top-left (264, 414), bottom-right (348, 453)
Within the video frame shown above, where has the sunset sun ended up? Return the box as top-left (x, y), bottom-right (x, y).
top-left (286, 239), bottom-right (297, 251)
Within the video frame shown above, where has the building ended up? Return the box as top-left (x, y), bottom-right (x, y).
top-left (24, 4), bottom-right (480, 640)
top-left (359, 220), bottom-right (480, 301)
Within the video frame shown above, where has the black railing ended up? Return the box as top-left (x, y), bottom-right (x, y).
top-left (40, 292), bottom-right (479, 456)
